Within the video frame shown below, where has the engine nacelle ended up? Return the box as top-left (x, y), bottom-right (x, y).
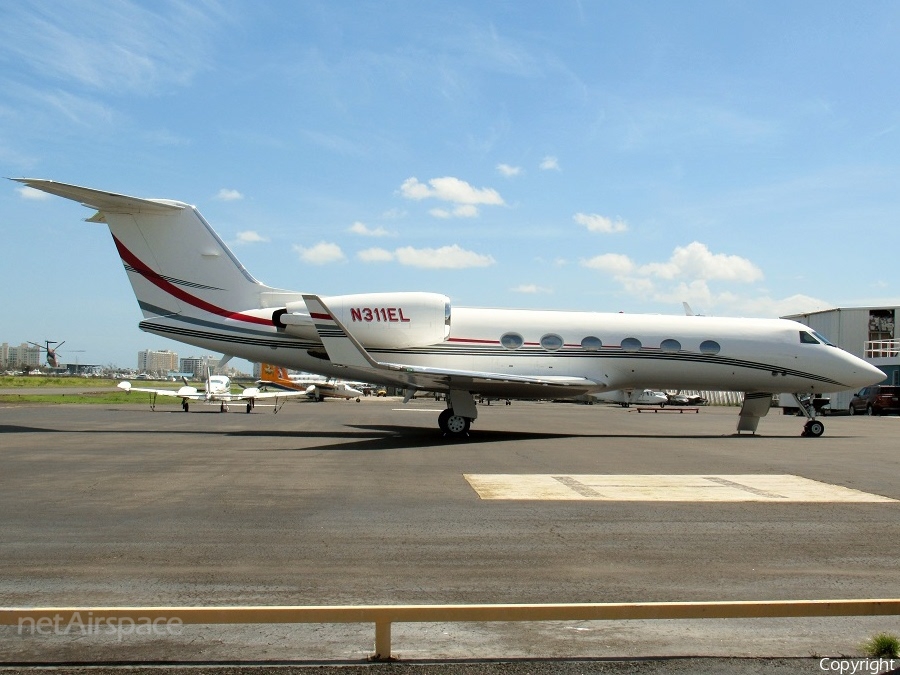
top-left (276, 292), bottom-right (451, 349)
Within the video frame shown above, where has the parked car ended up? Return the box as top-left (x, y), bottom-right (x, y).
top-left (848, 385), bottom-right (900, 416)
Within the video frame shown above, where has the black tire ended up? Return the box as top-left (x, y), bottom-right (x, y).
top-left (848, 405), bottom-right (856, 416)
top-left (438, 408), bottom-right (470, 436)
top-left (806, 420), bottom-right (825, 437)
top-left (438, 408), bottom-right (452, 433)
top-left (866, 405), bottom-right (874, 416)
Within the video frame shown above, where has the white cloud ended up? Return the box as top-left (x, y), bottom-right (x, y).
top-left (357, 247), bottom-right (394, 262)
top-left (399, 176), bottom-right (504, 218)
top-left (638, 242), bottom-right (763, 282)
top-left (581, 253), bottom-right (635, 276)
top-left (215, 188), bottom-right (243, 201)
top-left (363, 244), bottom-right (496, 269)
top-left (497, 163), bottom-right (522, 177)
top-left (349, 221), bottom-right (391, 237)
top-left (574, 212), bottom-right (628, 234)
top-left (540, 156), bottom-right (560, 171)
top-left (234, 230), bottom-right (268, 244)
top-left (581, 242), bottom-right (768, 313)
top-left (16, 186), bottom-right (52, 200)
top-left (292, 242), bottom-right (346, 265)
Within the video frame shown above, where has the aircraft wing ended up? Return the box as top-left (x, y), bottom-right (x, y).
top-left (302, 295), bottom-right (603, 397)
top-left (117, 381), bottom-right (203, 399)
top-left (234, 387), bottom-right (306, 401)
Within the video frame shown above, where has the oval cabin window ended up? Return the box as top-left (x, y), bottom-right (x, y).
top-left (500, 333), bottom-right (524, 350)
top-left (699, 340), bottom-right (721, 355)
top-left (660, 339), bottom-right (681, 353)
top-left (621, 337), bottom-right (642, 352)
top-left (540, 334), bottom-right (564, 351)
top-left (581, 336), bottom-right (602, 351)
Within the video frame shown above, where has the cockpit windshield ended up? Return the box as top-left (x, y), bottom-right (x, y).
top-left (799, 330), bottom-right (835, 346)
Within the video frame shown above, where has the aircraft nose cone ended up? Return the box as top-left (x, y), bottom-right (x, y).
top-left (850, 358), bottom-right (886, 389)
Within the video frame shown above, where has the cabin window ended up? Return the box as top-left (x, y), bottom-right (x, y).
top-left (500, 332), bottom-right (524, 350)
top-left (799, 331), bottom-right (819, 344)
top-left (660, 338), bottom-right (681, 353)
top-left (699, 340), bottom-right (721, 355)
top-left (621, 337), bottom-right (642, 352)
top-left (581, 336), bottom-right (602, 351)
top-left (540, 333), bottom-right (564, 351)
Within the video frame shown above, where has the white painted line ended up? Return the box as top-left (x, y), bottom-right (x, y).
top-left (463, 474), bottom-right (897, 503)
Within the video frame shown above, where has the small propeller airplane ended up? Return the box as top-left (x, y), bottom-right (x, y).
top-left (15, 178), bottom-right (886, 437)
top-left (117, 367), bottom-right (305, 413)
top-left (257, 363), bottom-right (365, 401)
top-left (27, 340), bottom-right (84, 369)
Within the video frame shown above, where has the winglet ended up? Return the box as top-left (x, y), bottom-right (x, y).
top-left (302, 294), bottom-right (380, 370)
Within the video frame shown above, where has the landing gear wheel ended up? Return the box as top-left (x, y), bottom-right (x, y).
top-left (803, 420), bottom-right (825, 437)
top-left (182, 401), bottom-right (189, 412)
top-left (246, 403), bottom-right (252, 413)
top-left (438, 408), bottom-right (470, 437)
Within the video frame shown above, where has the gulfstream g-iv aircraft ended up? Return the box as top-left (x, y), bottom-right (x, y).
top-left (15, 178), bottom-right (885, 438)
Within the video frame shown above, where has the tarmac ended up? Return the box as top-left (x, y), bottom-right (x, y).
top-left (1, 395), bottom-right (900, 673)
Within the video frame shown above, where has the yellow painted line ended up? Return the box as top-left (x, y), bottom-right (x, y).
top-left (463, 474), bottom-right (897, 502)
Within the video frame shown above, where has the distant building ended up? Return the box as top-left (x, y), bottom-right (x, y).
top-left (137, 349), bottom-right (179, 374)
top-left (180, 355), bottom-right (218, 378)
top-left (2, 342), bottom-right (41, 369)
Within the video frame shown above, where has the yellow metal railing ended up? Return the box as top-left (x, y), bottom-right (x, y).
top-left (4, 600), bottom-right (900, 660)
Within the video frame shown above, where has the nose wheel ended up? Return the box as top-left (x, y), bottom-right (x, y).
top-left (794, 393), bottom-right (825, 437)
top-left (803, 419), bottom-right (825, 437)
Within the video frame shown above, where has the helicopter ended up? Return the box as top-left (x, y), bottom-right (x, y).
top-left (27, 340), bottom-right (84, 369)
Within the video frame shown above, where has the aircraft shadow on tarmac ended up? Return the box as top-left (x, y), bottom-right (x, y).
top-left (0, 422), bottom-right (831, 452)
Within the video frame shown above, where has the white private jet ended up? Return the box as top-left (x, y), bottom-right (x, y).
top-left (15, 178), bottom-right (885, 437)
top-left (118, 367), bottom-right (304, 413)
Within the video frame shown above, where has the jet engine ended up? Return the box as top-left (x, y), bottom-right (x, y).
top-left (275, 292), bottom-right (451, 349)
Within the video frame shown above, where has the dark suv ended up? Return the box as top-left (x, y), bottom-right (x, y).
top-left (848, 385), bottom-right (900, 416)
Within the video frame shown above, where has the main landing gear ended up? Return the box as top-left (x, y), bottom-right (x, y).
top-left (438, 408), bottom-right (471, 436)
top-left (794, 393), bottom-right (825, 437)
top-left (437, 390), bottom-right (478, 438)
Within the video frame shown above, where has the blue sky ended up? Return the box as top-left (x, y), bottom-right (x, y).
top-left (2, 1), bottom-right (899, 370)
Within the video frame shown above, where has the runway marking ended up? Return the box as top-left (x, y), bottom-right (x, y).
top-left (463, 474), bottom-right (896, 502)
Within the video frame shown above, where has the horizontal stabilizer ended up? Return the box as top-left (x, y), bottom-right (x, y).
top-left (11, 178), bottom-right (184, 215)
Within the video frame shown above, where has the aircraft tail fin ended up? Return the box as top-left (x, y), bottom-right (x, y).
top-left (258, 363), bottom-right (301, 390)
top-left (12, 179), bottom-right (281, 323)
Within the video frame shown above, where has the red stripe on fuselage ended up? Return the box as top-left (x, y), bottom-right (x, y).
top-left (113, 236), bottom-right (272, 326)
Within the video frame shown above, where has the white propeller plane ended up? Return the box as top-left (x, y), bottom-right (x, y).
top-left (15, 178), bottom-right (885, 437)
top-left (118, 367), bottom-right (304, 413)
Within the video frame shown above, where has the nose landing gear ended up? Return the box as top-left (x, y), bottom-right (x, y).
top-left (795, 393), bottom-right (825, 437)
